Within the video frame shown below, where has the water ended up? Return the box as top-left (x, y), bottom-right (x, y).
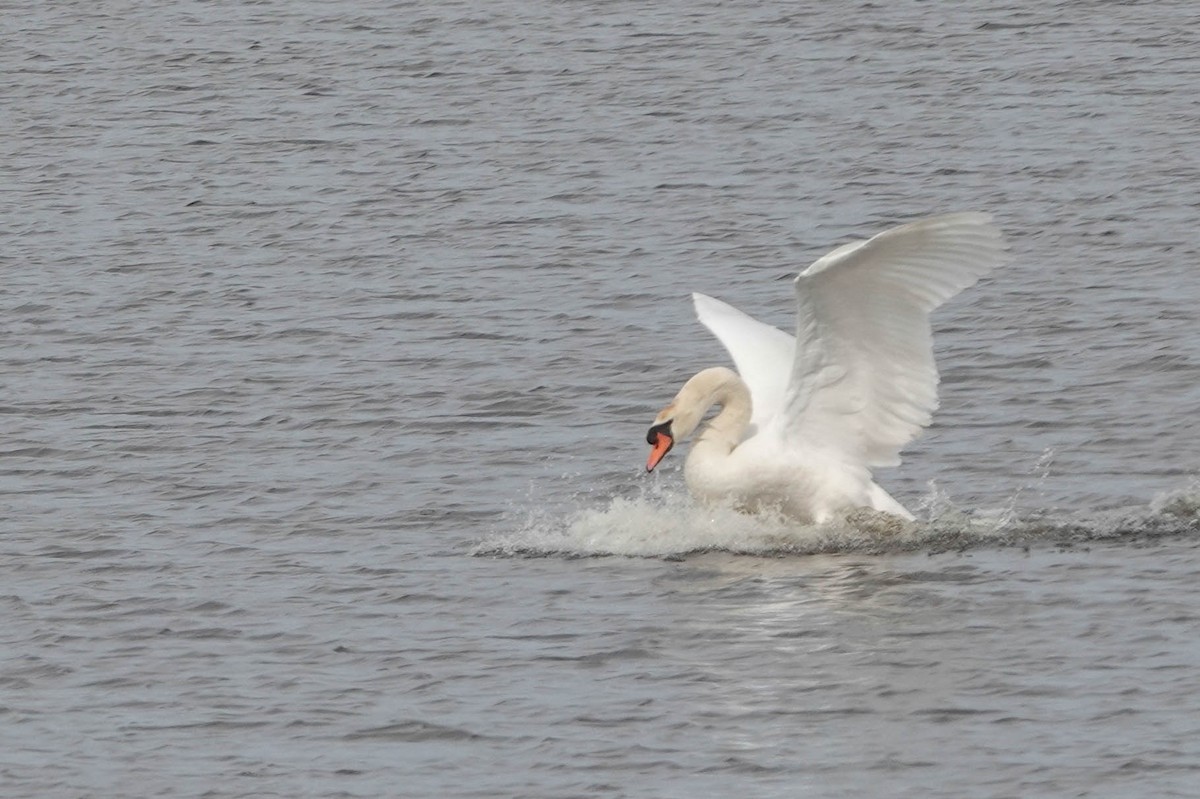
top-left (5, 0), bottom-right (1200, 796)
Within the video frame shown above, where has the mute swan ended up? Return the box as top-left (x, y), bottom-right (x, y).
top-left (645, 212), bottom-right (1007, 524)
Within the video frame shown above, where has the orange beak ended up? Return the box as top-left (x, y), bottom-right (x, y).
top-left (646, 430), bottom-right (674, 472)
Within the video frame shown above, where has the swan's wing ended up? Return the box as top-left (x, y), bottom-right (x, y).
top-left (786, 212), bottom-right (1007, 467)
top-left (693, 292), bottom-right (795, 430)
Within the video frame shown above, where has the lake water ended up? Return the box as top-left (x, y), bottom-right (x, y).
top-left (5, 1), bottom-right (1200, 796)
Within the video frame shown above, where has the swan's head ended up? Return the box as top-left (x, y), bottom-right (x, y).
top-left (645, 398), bottom-right (705, 472)
top-left (645, 417), bottom-right (674, 472)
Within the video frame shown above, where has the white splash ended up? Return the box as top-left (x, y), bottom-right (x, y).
top-left (474, 472), bottom-right (1200, 559)
top-left (475, 482), bottom-right (1016, 558)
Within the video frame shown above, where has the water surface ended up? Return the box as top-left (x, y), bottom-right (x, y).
top-left (4, 1), bottom-right (1200, 796)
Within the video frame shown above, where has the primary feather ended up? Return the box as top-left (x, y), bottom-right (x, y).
top-left (786, 212), bottom-right (1006, 467)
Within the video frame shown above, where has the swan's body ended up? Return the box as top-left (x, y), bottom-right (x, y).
top-left (645, 212), bottom-right (1008, 524)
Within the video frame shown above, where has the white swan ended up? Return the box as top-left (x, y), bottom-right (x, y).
top-left (645, 212), bottom-right (1008, 524)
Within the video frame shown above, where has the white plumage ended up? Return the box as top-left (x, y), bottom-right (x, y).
top-left (647, 213), bottom-right (1008, 524)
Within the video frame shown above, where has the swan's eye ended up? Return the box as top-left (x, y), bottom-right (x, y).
top-left (646, 420), bottom-right (673, 445)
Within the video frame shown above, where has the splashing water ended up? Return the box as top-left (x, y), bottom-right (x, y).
top-left (475, 479), bottom-right (1200, 559)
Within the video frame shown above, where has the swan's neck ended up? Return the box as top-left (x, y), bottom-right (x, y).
top-left (676, 367), bottom-right (752, 457)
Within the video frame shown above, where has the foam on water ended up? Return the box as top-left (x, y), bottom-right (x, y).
top-left (475, 480), bottom-right (1200, 558)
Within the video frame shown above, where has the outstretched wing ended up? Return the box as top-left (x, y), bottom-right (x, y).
top-left (786, 212), bottom-right (1007, 467)
top-left (693, 292), bottom-right (794, 432)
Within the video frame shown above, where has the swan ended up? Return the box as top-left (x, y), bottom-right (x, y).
top-left (644, 212), bottom-right (1008, 524)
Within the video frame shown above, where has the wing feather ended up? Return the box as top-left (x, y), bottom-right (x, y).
top-left (786, 212), bottom-right (1008, 467)
top-left (692, 292), bottom-right (795, 431)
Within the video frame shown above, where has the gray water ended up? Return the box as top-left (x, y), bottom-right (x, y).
top-left (5, 1), bottom-right (1200, 796)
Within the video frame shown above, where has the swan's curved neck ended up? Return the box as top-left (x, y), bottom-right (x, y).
top-left (674, 367), bottom-right (752, 453)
